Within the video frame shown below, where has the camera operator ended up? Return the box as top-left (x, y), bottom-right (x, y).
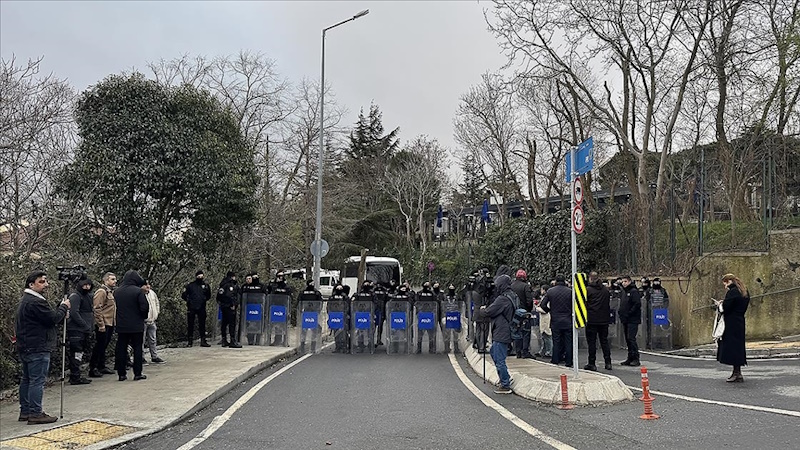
top-left (15, 270), bottom-right (70, 425)
top-left (67, 275), bottom-right (95, 385)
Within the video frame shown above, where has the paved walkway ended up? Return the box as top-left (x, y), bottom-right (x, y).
top-left (663, 335), bottom-right (800, 358)
top-left (0, 344), bottom-right (296, 450)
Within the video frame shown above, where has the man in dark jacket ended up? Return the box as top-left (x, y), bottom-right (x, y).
top-left (114, 270), bottom-right (149, 381)
top-left (619, 275), bottom-right (641, 366)
top-left (216, 271), bottom-right (241, 348)
top-left (182, 270), bottom-right (211, 347)
top-left (511, 269), bottom-right (534, 358)
top-left (541, 274), bottom-right (573, 367)
top-left (480, 266), bottom-right (516, 394)
top-left (15, 271), bottom-right (70, 424)
top-left (67, 276), bottom-right (95, 385)
top-left (584, 272), bottom-right (612, 371)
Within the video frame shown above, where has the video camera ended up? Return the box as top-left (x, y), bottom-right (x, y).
top-left (56, 265), bottom-right (87, 283)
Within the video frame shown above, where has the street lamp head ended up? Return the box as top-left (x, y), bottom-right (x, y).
top-left (354, 9), bottom-right (369, 19)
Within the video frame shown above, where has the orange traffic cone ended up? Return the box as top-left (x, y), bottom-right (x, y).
top-left (639, 367), bottom-right (660, 420)
top-left (557, 373), bottom-right (573, 410)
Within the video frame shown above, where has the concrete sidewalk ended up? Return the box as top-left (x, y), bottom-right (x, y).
top-left (463, 344), bottom-right (634, 406)
top-left (0, 344), bottom-right (296, 450)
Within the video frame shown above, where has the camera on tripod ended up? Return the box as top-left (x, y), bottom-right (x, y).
top-left (56, 265), bottom-right (87, 283)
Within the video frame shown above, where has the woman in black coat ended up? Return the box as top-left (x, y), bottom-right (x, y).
top-left (715, 273), bottom-right (750, 382)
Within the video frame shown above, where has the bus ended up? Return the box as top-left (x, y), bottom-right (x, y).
top-left (341, 256), bottom-right (402, 294)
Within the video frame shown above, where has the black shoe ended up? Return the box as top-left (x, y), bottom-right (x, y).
top-left (220, 341), bottom-right (229, 347)
top-left (523, 354), bottom-right (536, 359)
top-left (534, 352), bottom-right (542, 357)
top-left (620, 360), bottom-right (633, 366)
top-left (629, 360), bottom-right (640, 366)
top-left (133, 374), bottom-right (147, 381)
top-left (565, 363), bottom-right (573, 368)
top-left (100, 367), bottom-right (115, 375)
top-left (151, 357), bottom-right (165, 363)
top-left (604, 362), bottom-right (613, 370)
top-left (69, 377), bottom-right (92, 385)
top-left (228, 342), bottom-right (242, 348)
top-left (200, 341), bottom-right (211, 347)
top-left (583, 364), bottom-right (598, 371)
top-left (118, 375), bottom-right (127, 381)
top-left (88, 369), bottom-right (103, 378)
top-left (187, 341), bottom-right (193, 347)
top-left (27, 412), bottom-right (58, 425)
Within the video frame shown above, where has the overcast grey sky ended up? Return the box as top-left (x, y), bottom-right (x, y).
top-left (1, 0), bottom-right (506, 158)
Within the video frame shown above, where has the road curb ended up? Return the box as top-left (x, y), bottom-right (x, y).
top-left (85, 347), bottom-right (297, 450)
top-left (462, 345), bottom-right (633, 406)
top-left (660, 347), bottom-right (800, 359)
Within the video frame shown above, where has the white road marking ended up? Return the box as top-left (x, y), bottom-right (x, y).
top-left (177, 344), bottom-right (331, 450)
top-left (639, 350), bottom-right (799, 362)
top-left (448, 354), bottom-right (577, 450)
top-left (627, 385), bottom-right (800, 418)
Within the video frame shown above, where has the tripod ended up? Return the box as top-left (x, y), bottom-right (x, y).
top-left (60, 279), bottom-right (69, 418)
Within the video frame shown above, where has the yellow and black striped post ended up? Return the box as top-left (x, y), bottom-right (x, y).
top-left (573, 272), bottom-right (588, 328)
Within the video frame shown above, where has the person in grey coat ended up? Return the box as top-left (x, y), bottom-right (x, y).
top-left (480, 266), bottom-right (516, 394)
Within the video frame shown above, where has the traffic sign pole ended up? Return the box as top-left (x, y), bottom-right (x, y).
top-left (570, 146), bottom-right (579, 379)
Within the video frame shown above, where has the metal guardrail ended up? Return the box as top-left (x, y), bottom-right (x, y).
top-left (691, 285), bottom-right (800, 312)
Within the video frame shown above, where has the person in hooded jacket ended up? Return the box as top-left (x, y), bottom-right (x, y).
top-left (67, 276), bottom-right (95, 385)
top-left (584, 272), bottom-right (612, 371)
top-left (541, 274), bottom-right (574, 367)
top-left (182, 271), bottom-right (211, 347)
top-left (216, 271), bottom-right (241, 348)
top-left (114, 270), bottom-right (149, 381)
top-left (480, 266), bottom-right (516, 394)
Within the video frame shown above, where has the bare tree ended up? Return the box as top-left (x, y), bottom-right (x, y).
top-left (384, 136), bottom-right (447, 255)
top-left (454, 73), bottom-right (523, 224)
top-left (0, 56), bottom-right (78, 256)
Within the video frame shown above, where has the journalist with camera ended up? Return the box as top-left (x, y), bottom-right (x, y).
top-left (15, 270), bottom-right (71, 425)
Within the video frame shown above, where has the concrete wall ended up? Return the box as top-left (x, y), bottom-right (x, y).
top-left (651, 228), bottom-right (800, 347)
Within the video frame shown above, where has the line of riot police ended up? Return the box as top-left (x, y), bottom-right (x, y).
top-left (306, 279), bottom-right (470, 355)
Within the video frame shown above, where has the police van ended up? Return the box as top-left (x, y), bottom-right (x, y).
top-left (341, 256), bottom-right (402, 294)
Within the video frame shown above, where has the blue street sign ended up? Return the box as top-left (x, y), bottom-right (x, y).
top-left (302, 311), bottom-right (318, 329)
top-left (445, 311), bottom-right (461, 329)
top-left (418, 312), bottom-right (435, 330)
top-left (565, 137), bottom-right (595, 182)
top-left (328, 312), bottom-right (344, 329)
top-left (246, 304), bottom-right (262, 322)
top-left (390, 312), bottom-right (407, 330)
top-left (653, 309), bottom-right (669, 326)
top-left (355, 312), bottom-right (371, 329)
top-left (270, 305), bottom-right (287, 323)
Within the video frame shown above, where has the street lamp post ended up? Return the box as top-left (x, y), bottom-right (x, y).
top-left (313, 9), bottom-right (369, 289)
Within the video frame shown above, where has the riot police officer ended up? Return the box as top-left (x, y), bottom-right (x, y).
top-left (329, 284), bottom-right (350, 353)
top-left (415, 282), bottom-right (439, 354)
top-left (267, 272), bottom-right (292, 346)
top-left (297, 280), bottom-right (323, 354)
top-left (441, 284), bottom-right (463, 353)
top-left (373, 283), bottom-right (389, 347)
top-left (352, 281), bottom-right (375, 353)
top-left (216, 271), bottom-right (241, 348)
top-left (645, 277), bottom-right (670, 349)
top-left (241, 272), bottom-right (267, 345)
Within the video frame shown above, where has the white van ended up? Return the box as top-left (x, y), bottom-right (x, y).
top-left (318, 270), bottom-right (339, 298)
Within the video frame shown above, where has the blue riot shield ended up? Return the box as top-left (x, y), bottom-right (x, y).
top-left (385, 297), bottom-right (412, 354)
top-left (326, 298), bottom-right (349, 353)
top-left (296, 299), bottom-right (323, 355)
top-left (351, 298), bottom-right (375, 354)
top-left (240, 292), bottom-right (267, 346)
top-left (266, 293), bottom-right (291, 347)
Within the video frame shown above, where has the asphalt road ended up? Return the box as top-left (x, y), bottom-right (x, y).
top-left (117, 349), bottom-right (800, 450)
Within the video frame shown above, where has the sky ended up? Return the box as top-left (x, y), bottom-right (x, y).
top-left (1, 0), bottom-right (507, 170)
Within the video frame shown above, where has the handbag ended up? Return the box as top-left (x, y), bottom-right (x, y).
top-left (712, 310), bottom-right (725, 341)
